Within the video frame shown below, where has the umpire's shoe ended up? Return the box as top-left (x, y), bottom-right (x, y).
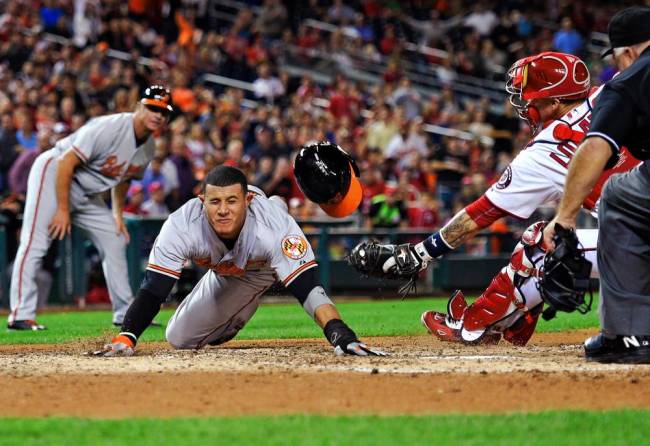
top-left (585, 332), bottom-right (650, 364)
top-left (7, 320), bottom-right (47, 331)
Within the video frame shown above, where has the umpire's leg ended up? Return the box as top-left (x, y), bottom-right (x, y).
top-left (598, 165), bottom-right (650, 336)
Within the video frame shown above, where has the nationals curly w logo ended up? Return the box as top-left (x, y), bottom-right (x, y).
top-left (496, 166), bottom-right (512, 190)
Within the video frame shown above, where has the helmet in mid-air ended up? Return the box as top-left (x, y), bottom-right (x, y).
top-left (293, 141), bottom-right (362, 218)
top-left (506, 52), bottom-right (590, 132)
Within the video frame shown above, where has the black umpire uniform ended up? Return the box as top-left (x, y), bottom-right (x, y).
top-left (582, 7), bottom-right (650, 362)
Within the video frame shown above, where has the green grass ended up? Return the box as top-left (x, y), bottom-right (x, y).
top-left (0, 409), bottom-right (646, 446)
top-left (0, 295), bottom-right (601, 345)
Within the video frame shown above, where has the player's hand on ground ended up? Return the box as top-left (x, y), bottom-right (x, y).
top-left (48, 208), bottom-right (71, 240)
top-left (114, 215), bottom-right (130, 244)
top-left (334, 341), bottom-right (387, 356)
top-left (324, 319), bottom-right (388, 357)
top-left (90, 335), bottom-right (135, 357)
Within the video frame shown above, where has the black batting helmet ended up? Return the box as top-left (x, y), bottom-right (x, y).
top-left (141, 85), bottom-right (173, 113)
top-left (294, 141), bottom-right (362, 217)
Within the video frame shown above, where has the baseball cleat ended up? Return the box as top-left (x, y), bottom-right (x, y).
top-left (585, 332), bottom-right (650, 364)
top-left (421, 310), bottom-right (462, 342)
top-left (7, 320), bottom-right (47, 331)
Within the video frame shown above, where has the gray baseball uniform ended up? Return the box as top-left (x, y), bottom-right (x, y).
top-left (147, 187), bottom-right (318, 349)
top-left (9, 113), bottom-right (155, 324)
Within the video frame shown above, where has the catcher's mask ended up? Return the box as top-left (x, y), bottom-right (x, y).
top-left (293, 141), bottom-right (362, 217)
top-left (538, 224), bottom-right (593, 320)
top-left (506, 52), bottom-right (590, 133)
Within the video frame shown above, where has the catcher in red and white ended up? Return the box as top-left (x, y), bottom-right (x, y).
top-left (348, 51), bottom-right (639, 346)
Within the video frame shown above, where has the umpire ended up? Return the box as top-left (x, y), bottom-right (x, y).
top-left (543, 6), bottom-right (650, 364)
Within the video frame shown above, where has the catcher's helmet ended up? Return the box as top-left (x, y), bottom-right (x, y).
top-left (141, 85), bottom-right (173, 113)
top-left (506, 52), bottom-right (590, 132)
top-left (294, 141), bottom-right (362, 217)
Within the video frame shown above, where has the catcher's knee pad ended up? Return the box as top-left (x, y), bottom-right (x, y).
top-left (502, 304), bottom-right (543, 346)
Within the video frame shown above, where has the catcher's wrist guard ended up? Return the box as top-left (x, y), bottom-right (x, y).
top-left (538, 224), bottom-right (593, 320)
top-left (420, 232), bottom-right (453, 259)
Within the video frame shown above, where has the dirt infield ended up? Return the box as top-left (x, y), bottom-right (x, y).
top-left (2, 330), bottom-right (650, 417)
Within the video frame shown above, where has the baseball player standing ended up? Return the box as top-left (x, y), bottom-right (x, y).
top-left (94, 165), bottom-right (384, 357)
top-left (8, 86), bottom-right (173, 330)
top-left (544, 6), bottom-right (650, 363)
top-left (347, 52), bottom-right (638, 345)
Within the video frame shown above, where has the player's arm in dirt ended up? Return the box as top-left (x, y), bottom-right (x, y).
top-left (349, 195), bottom-right (506, 281)
top-left (92, 270), bottom-right (175, 356)
top-left (287, 267), bottom-right (386, 356)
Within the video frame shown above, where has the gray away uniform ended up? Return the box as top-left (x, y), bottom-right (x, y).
top-left (146, 188), bottom-right (321, 349)
top-left (9, 113), bottom-right (154, 324)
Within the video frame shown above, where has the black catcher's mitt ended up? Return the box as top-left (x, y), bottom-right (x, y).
top-left (538, 224), bottom-right (593, 320)
top-left (347, 241), bottom-right (426, 297)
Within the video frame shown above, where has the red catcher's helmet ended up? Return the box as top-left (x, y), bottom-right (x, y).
top-left (506, 52), bottom-right (590, 132)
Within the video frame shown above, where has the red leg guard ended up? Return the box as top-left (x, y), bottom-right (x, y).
top-left (447, 290), bottom-right (467, 321)
top-left (463, 269), bottom-right (518, 332)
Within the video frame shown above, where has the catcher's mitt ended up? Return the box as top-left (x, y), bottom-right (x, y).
top-left (538, 224), bottom-right (593, 320)
top-left (347, 241), bottom-right (426, 297)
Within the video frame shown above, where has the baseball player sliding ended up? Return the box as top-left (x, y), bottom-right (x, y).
top-left (348, 52), bottom-right (639, 345)
top-left (8, 86), bottom-right (173, 330)
top-left (94, 165), bottom-right (384, 357)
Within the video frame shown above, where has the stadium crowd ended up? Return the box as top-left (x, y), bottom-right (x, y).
top-left (0, 0), bottom-right (623, 276)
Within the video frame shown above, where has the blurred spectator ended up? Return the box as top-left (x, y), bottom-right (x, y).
top-left (407, 192), bottom-right (440, 228)
top-left (366, 104), bottom-right (398, 152)
top-left (253, 63), bottom-right (285, 103)
top-left (142, 182), bottom-right (169, 217)
top-left (487, 100), bottom-right (521, 154)
top-left (463, 3), bottom-right (498, 36)
top-left (327, 0), bottom-right (356, 24)
top-left (254, 0), bottom-right (288, 39)
top-left (168, 134), bottom-right (196, 203)
top-left (367, 185), bottom-right (408, 228)
top-left (553, 17), bottom-right (583, 55)
top-left (431, 137), bottom-right (469, 212)
top-left (261, 157), bottom-right (293, 199)
top-left (8, 129), bottom-right (52, 195)
top-left (247, 125), bottom-right (282, 161)
top-left (0, 112), bottom-right (18, 188)
top-left (140, 157), bottom-right (167, 199)
top-left (391, 78), bottom-right (421, 121)
top-left (15, 112), bottom-right (37, 152)
top-left (124, 184), bottom-right (147, 216)
top-left (185, 122), bottom-right (213, 168)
